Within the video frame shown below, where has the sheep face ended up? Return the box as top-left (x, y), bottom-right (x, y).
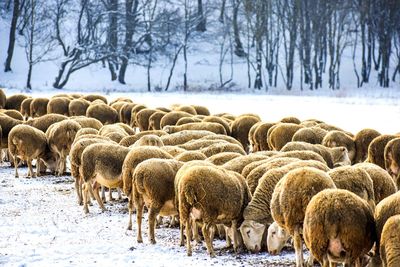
top-left (266, 222), bottom-right (291, 255)
top-left (240, 220), bottom-right (265, 253)
top-left (331, 146), bottom-right (351, 167)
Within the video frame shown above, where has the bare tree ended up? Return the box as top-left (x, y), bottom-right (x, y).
top-left (4, 0), bottom-right (20, 72)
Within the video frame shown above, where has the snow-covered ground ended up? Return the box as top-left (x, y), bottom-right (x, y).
top-left (0, 91), bottom-right (399, 266)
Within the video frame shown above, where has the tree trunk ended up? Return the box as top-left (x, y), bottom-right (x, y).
top-left (232, 0), bottom-right (245, 57)
top-left (4, 0), bottom-right (20, 72)
top-left (196, 0), bottom-right (206, 32)
top-left (219, 0), bottom-right (226, 23)
top-left (107, 0), bottom-right (118, 81)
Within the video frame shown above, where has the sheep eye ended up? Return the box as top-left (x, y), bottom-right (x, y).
top-left (272, 231), bottom-right (276, 235)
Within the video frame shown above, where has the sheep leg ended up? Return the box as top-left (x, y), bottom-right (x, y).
top-left (225, 226), bottom-right (232, 248)
top-left (202, 223), bottom-right (216, 258)
top-left (192, 220), bottom-right (201, 244)
top-left (148, 207), bottom-right (160, 244)
top-left (135, 196), bottom-right (144, 243)
top-left (27, 159), bottom-right (35, 178)
top-left (83, 183), bottom-right (89, 214)
top-left (75, 176), bottom-right (83, 205)
top-left (179, 220), bottom-right (185, 246)
top-left (185, 218), bottom-right (192, 256)
top-left (117, 188), bottom-right (122, 200)
top-left (127, 198), bottom-right (133, 230)
top-left (35, 158), bottom-right (41, 177)
top-left (305, 252), bottom-right (315, 267)
top-left (231, 220), bottom-right (241, 254)
top-left (14, 156), bottom-right (19, 178)
top-left (101, 186), bottom-right (106, 203)
top-left (108, 187), bottom-right (114, 201)
top-left (293, 226), bottom-right (304, 267)
top-left (91, 181), bottom-right (106, 212)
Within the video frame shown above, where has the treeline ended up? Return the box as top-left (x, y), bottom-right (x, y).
top-left (2, 0), bottom-right (400, 90)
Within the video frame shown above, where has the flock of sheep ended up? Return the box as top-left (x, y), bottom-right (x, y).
top-left (0, 88), bottom-right (399, 267)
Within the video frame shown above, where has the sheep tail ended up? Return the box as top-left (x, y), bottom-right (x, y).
top-left (135, 171), bottom-right (145, 194)
top-left (184, 185), bottom-right (197, 206)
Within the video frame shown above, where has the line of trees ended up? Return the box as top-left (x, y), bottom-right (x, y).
top-left (2, 0), bottom-right (400, 90)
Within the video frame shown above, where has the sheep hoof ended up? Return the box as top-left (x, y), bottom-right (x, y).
top-left (137, 239), bottom-right (143, 243)
top-left (150, 239), bottom-right (156, 245)
top-left (187, 251), bottom-right (192, 257)
top-left (209, 252), bottom-right (216, 258)
top-left (83, 207), bottom-right (89, 214)
top-left (127, 226), bottom-right (132, 231)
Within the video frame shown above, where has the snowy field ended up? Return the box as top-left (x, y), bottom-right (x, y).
top-left (0, 91), bottom-right (399, 266)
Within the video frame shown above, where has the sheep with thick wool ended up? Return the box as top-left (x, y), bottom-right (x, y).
top-left (322, 130), bottom-right (356, 163)
top-left (230, 115), bottom-right (261, 152)
top-left (292, 126), bottom-right (328, 144)
top-left (68, 98), bottom-right (90, 117)
top-left (367, 134), bottom-right (398, 169)
top-left (164, 122), bottom-right (227, 135)
top-left (267, 123), bottom-right (304, 151)
top-left (270, 167), bottom-right (336, 267)
top-left (47, 97), bottom-right (70, 116)
top-left (303, 189), bottom-right (376, 267)
top-left (380, 214), bottom-right (400, 267)
top-left (354, 128), bottom-right (381, 163)
top-left (384, 137), bottom-right (400, 189)
top-left (86, 103), bottom-right (118, 125)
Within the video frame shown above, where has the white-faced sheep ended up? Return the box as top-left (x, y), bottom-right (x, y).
top-left (25, 113), bottom-right (67, 133)
top-left (281, 141), bottom-right (351, 168)
top-left (47, 97), bottom-right (70, 116)
top-left (267, 123), bottom-right (304, 151)
top-left (46, 119), bottom-right (82, 175)
top-left (354, 128), bottom-right (381, 163)
top-left (81, 143), bottom-right (130, 213)
top-left (68, 98), bottom-right (90, 117)
top-left (230, 115), bottom-right (261, 153)
top-left (8, 124), bottom-right (47, 178)
top-left (177, 163), bottom-right (251, 257)
top-left (29, 97), bottom-right (49, 118)
top-left (354, 162), bottom-right (397, 204)
top-left (384, 137), bottom-right (400, 188)
top-left (122, 146), bottom-right (174, 229)
top-left (86, 103), bottom-right (118, 125)
top-left (132, 159), bottom-right (183, 243)
top-left (292, 126), bottom-right (328, 144)
top-left (303, 189), bottom-right (376, 267)
top-left (379, 214), bottom-right (400, 267)
top-left (69, 137), bottom-right (115, 205)
top-left (5, 94), bottom-right (29, 111)
top-left (366, 134), bottom-right (398, 169)
top-left (322, 130), bottom-right (356, 163)
top-left (20, 97), bottom-right (33, 120)
top-left (270, 167), bottom-right (336, 266)
top-left (240, 161), bottom-right (327, 253)
top-left (328, 165), bottom-right (376, 210)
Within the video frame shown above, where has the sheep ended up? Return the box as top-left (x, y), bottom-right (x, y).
top-left (30, 97), bottom-right (49, 118)
top-left (300, 119), bottom-right (321, 127)
top-left (160, 130), bottom-right (215, 146)
top-left (207, 152), bottom-right (243, 165)
top-left (47, 97), bottom-right (70, 116)
top-left (252, 122), bottom-right (276, 151)
top-left (191, 105), bottom-right (210, 116)
top-left (122, 146), bottom-right (174, 229)
top-left (280, 116), bottom-right (301, 124)
top-left (199, 134), bottom-right (242, 146)
top-left (202, 116), bottom-right (231, 135)
top-left (230, 115), bottom-right (261, 153)
top-left (174, 105), bottom-right (197, 115)
top-left (270, 150), bottom-right (328, 165)
top-left (384, 137), bottom-right (400, 188)
top-left (24, 114), bottom-right (67, 132)
top-left (148, 111), bottom-right (167, 130)
top-left (69, 116), bottom-right (103, 130)
top-left (178, 139), bottom-right (231, 150)
top-left (270, 167), bottom-right (336, 266)
top-left (129, 104), bottom-right (147, 128)
top-left (245, 157), bottom-right (301, 194)
top-left (86, 103), bottom-right (118, 125)
top-left (81, 94), bottom-right (108, 104)
top-left (0, 88), bottom-right (5, 109)
top-left (281, 141), bottom-right (351, 168)
top-left (354, 162), bottom-right (397, 204)
top-left (133, 134), bottom-right (164, 147)
top-left (303, 188), bottom-right (376, 267)
top-left (119, 102), bottom-right (136, 125)
top-left (222, 153), bottom-right (272, 174)
top-left (161, 146), bottom-right (186, 157)
top-left (99, 124), bottom-right (131, 140)
top-left (200, 142), bottom-right (246, 157)
top-left (119, 130), bottom-right (168, 147)
top-left (132, 159), bottom-right (184, 243)
top-left (74, 128), bottom-right (99, 140)
top-left (248, 122), bottom-right (263, 152)
top-left (241, 159), bottom-right (275, 179)
top-left (0, 114), bottom-right (23, 150)
top-left (267, 123), bottom-right (304, 151)
top-left (81, 143), bottom-right (130, 213)
top-left (135, 108), bottom-right (158, 131)
top-left (291, 126), bottom-right (328, 144)
top-left (367, 134), bottom-right (398, 169)
top-left (20, 97), bottom-right (33, 119)
top-left (160, 111), bottom-right (193, 129)
top-left (174, 151), bottom-right (207, 162)
top-left (68, 98), bottom-right (90, 116)
top-left (164, 122), bottom-right (227, 135)
top-left (0, 109), bottom-right (23, 121)
top-left (46, 119), bottom-right (82, 175)
top-left (380, 214), bottom-right (400, 267)
top-left (328, 165), bottom-right (376, 210)
top-left (354, 128), bottom-right (381, 163)
top-left (8, 124), bottom-right (47, 178)
top-left (69, 137), bottom-right (115, 205)
top-left (110, 101), bottom-right (129, 116)
top-left (315, 122), bottom-right (346, 132)
top-left (109, 97), bottom-right (132, 106)
top-left (177, 163), bottom-right (251, 257)
top-left (322, 130), bottom-right (356, 163)
top-left (5, 94), bottom-right (29, 111)
top-left (176, 117), bottom-right (202, 126)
